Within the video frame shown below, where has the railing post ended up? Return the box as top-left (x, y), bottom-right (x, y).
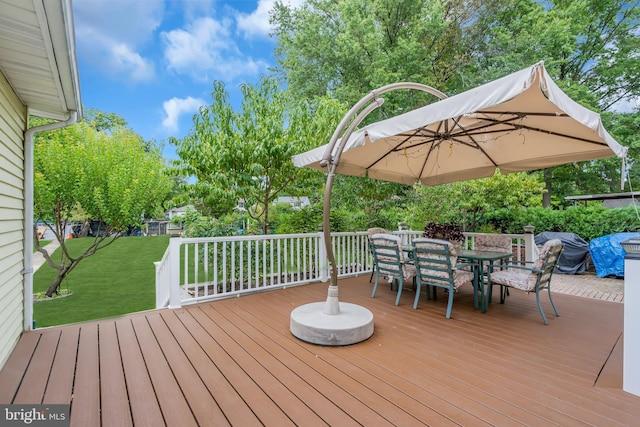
top-left (318, 231), bottom-right (328, 282)
top-left (524, 225), bottom-right (536, 263)
top-left (154, 261), bottom-right (162, 308)
top-left (169, 235), bottom-right (182, 308)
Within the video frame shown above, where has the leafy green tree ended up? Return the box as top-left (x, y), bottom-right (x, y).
top-left (83, 107), bottom-right (128, 132)
top-left (271, 0), bottom-right (492, 112)
top-left (171, 76), bottom-right (345, 233)
top-left (34, 121), bottom-right (172, 297)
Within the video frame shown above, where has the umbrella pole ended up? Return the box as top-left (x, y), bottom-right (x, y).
top-left (291, 82), bottom-right (446, 345)
top-left (322, 171), bottom-right (339, 314)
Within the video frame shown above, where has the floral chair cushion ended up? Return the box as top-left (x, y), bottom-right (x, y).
top-left (367, 227), bottom-right (387, 238)
top-left (475, 234), bottom-right (512, 253)
top-left (371, 233), bottom-right (416, 280)
top-left (490, 239), bottom-right (563, 291)
top-left (412, 238), bottom-right (472, 289)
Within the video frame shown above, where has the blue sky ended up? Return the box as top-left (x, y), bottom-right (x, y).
top-left (73, 0), bottom-right (302, 160)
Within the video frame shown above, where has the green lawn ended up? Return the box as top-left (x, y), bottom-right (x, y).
top-left (33, 235), bottom-right (169, 327)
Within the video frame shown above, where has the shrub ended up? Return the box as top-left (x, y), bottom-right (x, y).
top-left (423, 222), bottom-right (465, 242)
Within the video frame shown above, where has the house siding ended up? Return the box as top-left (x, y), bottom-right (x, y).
top-left (0, 71), bottom-right (27, 370)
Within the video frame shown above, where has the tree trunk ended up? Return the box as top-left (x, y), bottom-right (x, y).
top-left (44, 260), bottom-right (78, 297)
top-left (543, 168), bottom-right (553, 208)
top-left (44, 274), bottom-right (65, 297)
top-left (263, 199), bottom-right (269, 234)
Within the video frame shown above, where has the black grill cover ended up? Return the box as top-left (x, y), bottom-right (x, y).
top-left (534, 232), bottom-right (589, 275)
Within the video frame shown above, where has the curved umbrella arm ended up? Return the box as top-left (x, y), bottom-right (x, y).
top-left (322, 83), bottom-right (447, 287)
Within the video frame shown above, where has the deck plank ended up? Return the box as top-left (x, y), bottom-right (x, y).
top-left (160, 309), bottom-right (264, 427)
top-left (182, 306), bottom-right (297, 426)
top-left (99, 321), bottom-right (133, 427)
top-left (188, 305), bottom-right (301, 427)
top-left (0, 332), bottom-right (40, 403)
top-left (43, 328), bottom-right (79, 404)
top-left (13, 330), bottom-right (60, 404)
top-left (214, 296), bottom-right (465, 427)
top-left (70, 324), bottom-right (100, 427)
top-left (208, 302), bottom-right (364, 427)
top-left (236, 293), bottom-right (532, 426)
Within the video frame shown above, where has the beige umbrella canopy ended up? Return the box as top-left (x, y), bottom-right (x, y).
top-left (293, 61), bottom-right (627, 186)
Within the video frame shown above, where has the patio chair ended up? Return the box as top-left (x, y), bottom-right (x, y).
top-left (475, 234), bottom-right (513, 302)
top-left (413, 238), bottom-right (475, 319)
top-left (367, 227), bottom-right (388, 283)
top-left (370, 233), bottom-right (416, 305)
top-left (412, 238), bottom-right (475, 318)
top-left (488, 239), bottom-right (563, 324)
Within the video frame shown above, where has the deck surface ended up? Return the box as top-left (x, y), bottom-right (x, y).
top-left (1, 276), bottom-right (638, 426)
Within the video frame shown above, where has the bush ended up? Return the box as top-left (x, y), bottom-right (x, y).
top-left (423, 222), bottom-right (465, 242)
top-left (477, 205), bottom-right (640, 241)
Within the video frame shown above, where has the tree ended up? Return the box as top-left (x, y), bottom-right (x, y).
top-left (83, 107), bottom-right (128, 132)
top-left (271, 0), bottom-right (492, 112)
top-left (170, 76), bottom-right (345, 233)
top-left (34, 120), bottom-right (172, 297)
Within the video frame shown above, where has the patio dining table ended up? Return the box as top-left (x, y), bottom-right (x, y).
top-left (403, 245), bottom-right (512, 313)
top-left (458, 249), bottom-right (513, 313)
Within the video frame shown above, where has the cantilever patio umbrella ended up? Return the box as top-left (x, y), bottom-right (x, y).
top-left (293, 61), bottom-right (627, 186)
top-left (289, 62), bottom-right (628, 346)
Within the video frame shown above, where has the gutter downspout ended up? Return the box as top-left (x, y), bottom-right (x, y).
top-left (22, 111), bottom-right (78, 330)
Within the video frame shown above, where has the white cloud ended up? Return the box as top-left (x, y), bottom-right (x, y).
top-left (73, 0), bottom-right (162, 82)
top-left (236, 0), bottom-right (305, 39)
top-left (162, 17), bottom-right (268, 82)
top-left (162, 96), bottom-right (206, 133)
top-left (110, 44), bottom-right (155, 82)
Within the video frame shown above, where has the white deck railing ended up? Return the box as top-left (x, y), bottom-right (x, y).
top-left (155, 230), bottom-right (532, 308)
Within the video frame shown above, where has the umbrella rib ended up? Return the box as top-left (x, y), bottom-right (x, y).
top-left (479, 117), bottom-right (610, 146)
top-left (364, 132), bottom-right (420, 170)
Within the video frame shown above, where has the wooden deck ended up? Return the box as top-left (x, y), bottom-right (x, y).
top-left (1, 276), bottom-right (638, 426)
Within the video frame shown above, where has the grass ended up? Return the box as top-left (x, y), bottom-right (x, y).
top-left (33, 235), bottom-right (169, 327)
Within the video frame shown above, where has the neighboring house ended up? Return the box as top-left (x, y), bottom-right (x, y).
top-left (166, 205), bottom-right (195, 220)
top-left (566, 192), bottom-right (640, 208)
top-left (273, 196), bottom-right (311, 210)
top-left (0, 0), bottom-right (82, 370)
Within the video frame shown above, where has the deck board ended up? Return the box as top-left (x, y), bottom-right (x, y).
top-left (71, 324), bottom-right (101, 427)
top-left (13, 330), bottom-right (59, 404)
top-left (43, 328), bottom-right (78, 404)
top-left (186, 306), bottom-right (297, 427)
top-left (0, 332), bottom-right (39, 403)
top-left (99, 321), bottom-right (133, 427)
top-left (148, 311), bottom-right (230, 426)
top-left (1, 276), bottom-right (640, 426)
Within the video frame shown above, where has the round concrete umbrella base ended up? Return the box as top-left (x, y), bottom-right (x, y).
top-left (290, 301), bottom-right (374, 346)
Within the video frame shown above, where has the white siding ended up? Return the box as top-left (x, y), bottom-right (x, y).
top-left (0, 71), bottom-right (27, 370)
